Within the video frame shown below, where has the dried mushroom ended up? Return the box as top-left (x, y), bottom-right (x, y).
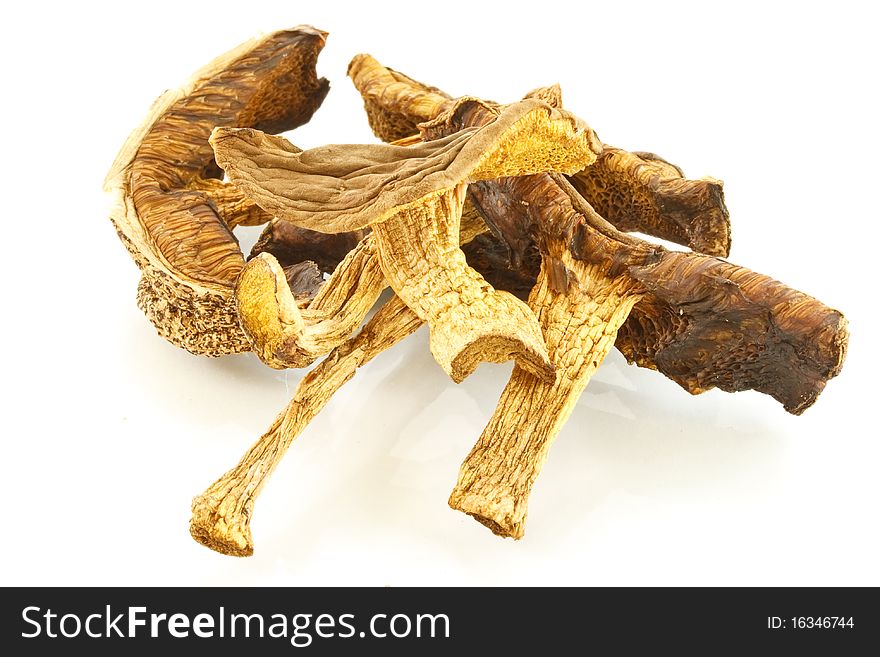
top-left (191, 213), bottom-right (490, 555)
top-left (349, 54), bottom-right (732, 259)
top-left (211, 99), bottom-right (601, 381)
top-left (348, 55), bottom-right (847, 537)
top-left (105, 26), bottom-right (848, 556)
top-left (104, 27), bottom-right (329, 356)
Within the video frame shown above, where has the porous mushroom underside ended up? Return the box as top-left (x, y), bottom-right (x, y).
top-left (105, 26), bottom-right (848, 557)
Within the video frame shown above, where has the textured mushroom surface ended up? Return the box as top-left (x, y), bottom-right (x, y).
top-left (210, 99), bottom-right (598, 234)
top-left (349, 54), bottom-right (848, 537)
top-left (211, 100), bottom-right (601, 381)
top-left (348, 54), bottom-right (731, 259)
top-left (105, 27), bottom-right (848, 557)
top-left (191, 213), bottom-right (490, 555)
top-left (104, 27), bottom-right (329, 355)
top-left (570, 148), bottom-right (731, 257)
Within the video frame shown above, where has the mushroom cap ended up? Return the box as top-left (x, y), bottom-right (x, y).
top-left (211, 98), bottom-right (600, 234)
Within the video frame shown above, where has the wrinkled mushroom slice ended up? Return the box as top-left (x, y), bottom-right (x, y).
top-left (346, 54), bottom-right (454, 141)
top-left (235, 208), bottom-right (491, 370)
top-left (569, 147), bottom-right (731, 257)
top-left (450, 261), bottom-right (642, 538)
top-left (212, 100), bottom-right (599, 380)
top-left (191, 295), bottom-right (422, 557)
top-left (617, 253), bottom-right (848, 415)
top-left (104, 26), bottom-right (329, 356)
top-left (211, 99), bottom-right (596, 233)
top-left (234, 237), bottom-right (386, 368)
top-left (348, 54), bottom-right (730, 257)
top-left (370, 184), bottom-right (552, 382)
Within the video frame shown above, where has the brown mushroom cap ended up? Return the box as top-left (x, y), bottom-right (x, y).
top-left (104, 26), bottom-right (329, 355)
top-left (348, 53), bottom-right (732, 259)
top-left (209, 98), bottom-right (600, 234)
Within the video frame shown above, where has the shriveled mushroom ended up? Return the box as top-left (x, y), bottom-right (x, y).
top-left (191, 295), bottom-right (421, 556)
top-left (569, 149), bottom-right (730, 257)
top-left (191, 214), bottom-right (490, 556)
top-left (106, 29), bottom-right (848, 556)
top-left (228, 171), bottom-right (491, 369)
top-left (211, 99), bottom-right (602, 382)
top-left (232, 233), bottom-right (387, 368)
top-left (349, 58), bottom-right (848, 537)
top-left (348, 54), bottom-right (732, 259)
top-left (104, 27), bottom-right (329, 355)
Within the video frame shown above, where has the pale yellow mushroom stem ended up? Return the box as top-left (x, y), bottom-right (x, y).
top-left (448, 261), bottom-right (641, 538)
top-left (191, 214), bottom-right (489, 556)
top-left (190, 295), bottom-right (421, 556)
top-left (234, 235), bottom-right (386, 369)
top-left (372, 183), bottom-right (554, 383)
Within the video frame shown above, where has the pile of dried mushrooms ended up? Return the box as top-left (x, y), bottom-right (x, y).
top-left (104, 26), bottom-right (848, 556)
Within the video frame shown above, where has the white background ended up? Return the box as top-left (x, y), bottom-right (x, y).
top-left (1, 1), bottom-right (877, 586)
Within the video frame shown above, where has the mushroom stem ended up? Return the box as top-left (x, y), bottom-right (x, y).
top-left (372, 183), bottom-right (555, 383)
top-left (449, 263), bottom-right (641, 537)
top-left (190, 296), bottom-right (421, 556)
top-left (235, 207), bottom-right (491, 370)
top-left (234, 235), bottom-right (386, 369)
top-left (192, 214), bottom-right (490, 556)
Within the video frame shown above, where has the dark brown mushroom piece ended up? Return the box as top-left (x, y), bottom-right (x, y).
top-left (348, 56), bottom-right (848, 538)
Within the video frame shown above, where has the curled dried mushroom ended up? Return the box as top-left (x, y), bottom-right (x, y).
top-left (105, 26), bottom-right (848, 556)
top-left (211, 99), bottom-right (601, 381)
top-left (105, 27), bottom-right (329, 356)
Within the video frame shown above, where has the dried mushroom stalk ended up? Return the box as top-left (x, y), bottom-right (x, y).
top-left (104, 27), bottom-right (329, 355)
top-left (191, 214), bottom-right (489, 555)
top-left (351, 57), bottom-right (847, 537)
top-left (348, 54), bottom-right (731, 258)
top-left (212, 100), bottom-right (601, 381)
top-left (236, 199), bottom-right (506, 369)
top-left (233, 234), bottom-right (387, 368)
top-left (191, 295), bottom-right (421, 556)
top-left (450, 261), bottom-right (641, 537)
